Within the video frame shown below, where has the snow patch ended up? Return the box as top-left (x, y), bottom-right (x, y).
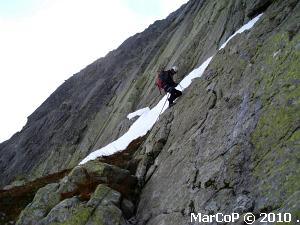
top-left (80, 95), bottom-right (169, 164)
top-left (177, 57), bottom-right (213, 91)
top-left (127, 107), bottom-right (150, 120)
top-left (79, 13), bottom-right (263, 165)
top-left (219, 14), bottom-right (263, 50)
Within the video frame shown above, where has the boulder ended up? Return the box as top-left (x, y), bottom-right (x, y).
top-left (16, 161), bottom-right (137, 225)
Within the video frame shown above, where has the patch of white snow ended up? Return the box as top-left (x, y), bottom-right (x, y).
top-left (219, 14), bottom-right (263, 50)
top-left (127, 107), bottom-right (150, 120)
top-left (79, 13), bottom-right (263, 165)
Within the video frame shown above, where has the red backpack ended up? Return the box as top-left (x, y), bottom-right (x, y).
top-left (155, 71), bottom-right (164, 94)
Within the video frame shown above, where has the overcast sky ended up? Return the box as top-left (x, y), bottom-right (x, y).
top-left (0, 0), bottom-right (188, 142)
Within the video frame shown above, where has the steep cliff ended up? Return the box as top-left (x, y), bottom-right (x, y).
top-left (0, 0), bottom-right (279, 188)
top-left (134, 1), bottom-right (300, 224)
top-left (0, 0), bottom-right (299, 224)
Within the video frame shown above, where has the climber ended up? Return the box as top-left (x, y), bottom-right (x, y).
top-left (156, 66), bottom-right (182, 107)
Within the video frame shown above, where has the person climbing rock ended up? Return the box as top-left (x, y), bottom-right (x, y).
top-left (158, 66), bottom-right (182, 107)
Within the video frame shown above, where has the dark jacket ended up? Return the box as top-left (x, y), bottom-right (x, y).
top-left (159, 70), bottom-right (177, 91)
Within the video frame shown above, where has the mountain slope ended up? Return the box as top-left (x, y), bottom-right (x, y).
top-left (134, 1), bottom-right (300, 224)
top-left (0, 0), bottom-right (275, 187)
top-left (0, 0), bottom-right (299, 224)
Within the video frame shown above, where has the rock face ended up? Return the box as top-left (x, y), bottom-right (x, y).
top-left (16, 161), bottom-right (137, 225)
top-left (0, 0), bottom-right (278, 187)
top-left (0, 0), bottom-right (299, 224)
top-left (133, 1), bottom-right (300, 224)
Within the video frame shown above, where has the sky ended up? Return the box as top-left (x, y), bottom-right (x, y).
top-left (0, 0), bottom-right (188, 143)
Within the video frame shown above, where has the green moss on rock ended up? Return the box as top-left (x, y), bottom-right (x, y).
top-left (250, 31), bottom-right (300, 210)
top-left (57, 206), bottom-right (92, 225)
